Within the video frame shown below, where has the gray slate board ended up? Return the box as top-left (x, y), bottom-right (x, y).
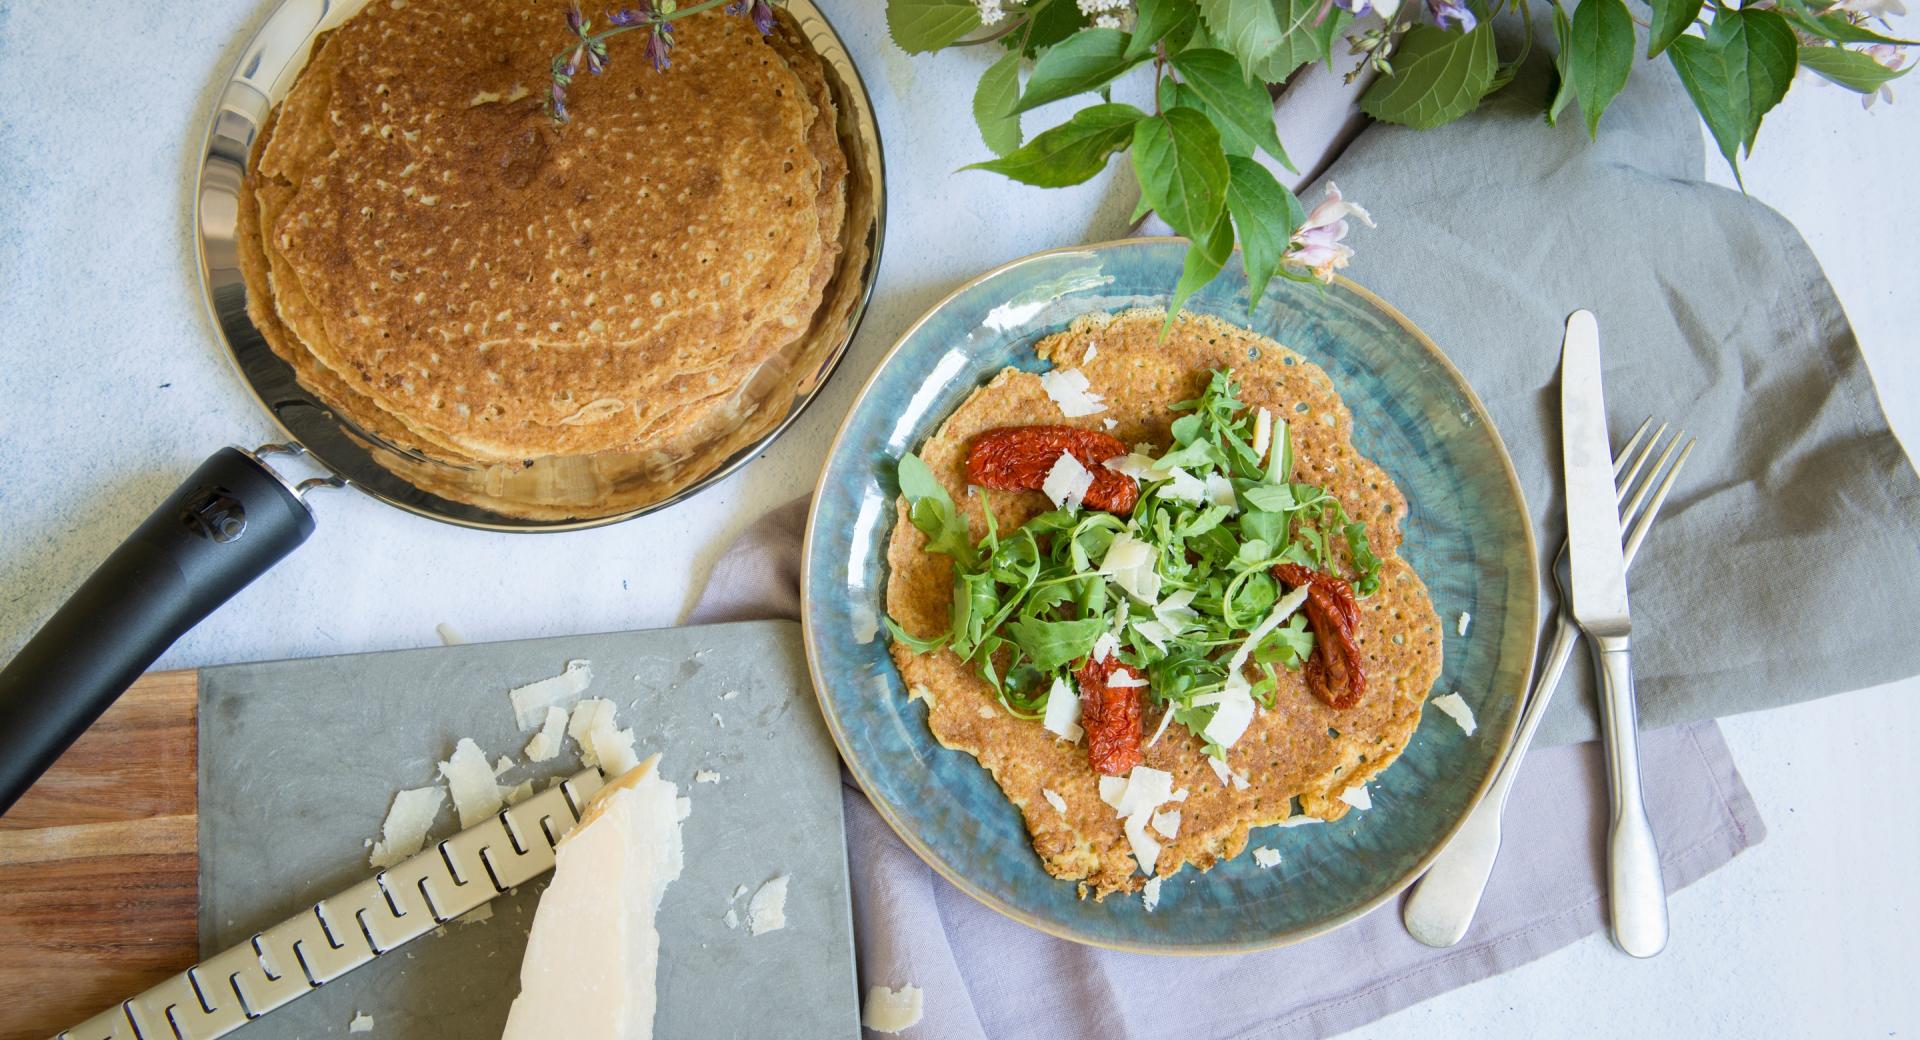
top-left (197, 620), bottom-right (857, 1039)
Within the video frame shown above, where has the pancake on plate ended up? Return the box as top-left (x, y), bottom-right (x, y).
top-left (884, 309), bottom-right (1443, 899)
top-left (237, 0), bottom-right (863, 517)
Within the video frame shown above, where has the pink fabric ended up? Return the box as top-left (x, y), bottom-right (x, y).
top-left (689, 502), bottom-right (1765, 1039)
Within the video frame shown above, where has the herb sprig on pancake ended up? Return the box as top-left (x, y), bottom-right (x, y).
top-left (888, 369), bottom-right (1385, 768)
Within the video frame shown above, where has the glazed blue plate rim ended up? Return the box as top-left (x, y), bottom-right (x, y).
top-left (801, 238), bottom-right (1540, 954)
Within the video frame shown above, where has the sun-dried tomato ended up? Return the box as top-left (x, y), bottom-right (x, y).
top-left (965, 426), bottom-right (1139, 515)
top-left (1273, 563), bottom-right (1367, 710)
top-left (1076, 653), bottom-right (1144, 776)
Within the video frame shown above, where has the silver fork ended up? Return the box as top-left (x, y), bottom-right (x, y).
top-left (1402, 419), bottom-right (1696, 948)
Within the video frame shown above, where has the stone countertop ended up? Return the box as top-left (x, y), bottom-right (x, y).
top-left (1, 1), bottom-right (1914, 1034)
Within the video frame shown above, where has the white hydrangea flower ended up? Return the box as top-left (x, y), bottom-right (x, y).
top-left (976, 0), bottom-right (1008, 26)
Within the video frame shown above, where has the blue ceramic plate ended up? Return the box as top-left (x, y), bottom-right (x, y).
top-left (802, 239), bottom-right (1538, 953)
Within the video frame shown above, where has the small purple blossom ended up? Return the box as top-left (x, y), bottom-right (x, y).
top-left (1426, 0), bottom-right (1476, 30)
top-left (550, 80), bottom-right (571, 123)
top-left (567, 6), bottom-right (588, 37)
top-left (606, 5), bottom-right (651, 26)
top-left (645, 23), bottom-right (676, 71)
top-left (727, 0), bottom-right (777, 34)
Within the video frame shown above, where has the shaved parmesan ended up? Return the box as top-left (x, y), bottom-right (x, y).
top-left (350, 1012), bottom-right (374, 1033)
top-left (1112, 766), bottom-right (1175, 819)
top-left (1155, 589), bottom-right (1199, 634)
top-left (509, 660), bottom-right (593, 730)
top-left (907, 683), bottom-right (936, 711)
top-left (850, 603), bottom-right (879, 645)
top-left (524, 706), bottom-right (569, 762)
top-left (1141, 876), bottom-right (1163, 912)
top-left (438, 738), bottom-right (505, 829)
top-left (1098, 775), bottom-right (1128, 809)
top-left (1161, 467), bottom-right (1208, 504)
top-left (1041, 452), bottom-right (1095, 510)
top-left (1252, 407), bottom-right (1273, 460)
top-left (1201, 677), bottom-right (1256, 749)
top-left (1145, 704), bottom-right (1176, 748)
top-left (731, 884), bottom-right (749, 901)
top-left (1042, 788), bottom-right (1068, 815)
top-left (1340, 785), bottom-right (1373, 811)
top-left (1229, 586), bottom-right (1310, 676)
top-left (862, 985), bottom-right (925, 1035)
top-left (1102, 452), bottom-right (1175, 482)
top-left (507, 780), bottom-right (534, 804)
top-left (1205, 472), bottom-right (1238, 512)
top-left (1151, 809), bottom-right (1182, 840)
top-left (567, 699), bottom-right (639, 776)
top-left (1457, 612), bottom-right (1472, 636)
top-left (694, 770), bottom-right (721, 784)
top-left (1206, 756), bottom-right (1251, 790)
top-left (494, 755), bottom-right (516, 777)
top-left (1170, 787), bottom-right (1188, 802)
top-left (1108, 671), bottom-right (1148, 688)
top-left (1099, 532), bottom-right (1162, 603)
top-left (369, 786), bottom-right (444, 869)
top-left (1276, 814), bottom-right (1322, 828)
top-left (723, 908), bottom-right (740, 929)
top-left (1252, 846), bottom-right (1281, 868)
top-left (1431, 692), bottom-right (1478, 736)
top-left (1131, 618), bottom-right (1175, 652)
top-left (1091, 631), bottom-right (1121, 662)
top-left (1124, 810), bottom-right (1162, 875)
top-left (1042, 678), bottom-right (1084, 742)
top-left (1038, 367), bottom-right (1107, 417)
top-left (747, 876), bottom-right (789, 936)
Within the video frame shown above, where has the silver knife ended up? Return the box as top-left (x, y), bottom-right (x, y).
top-left (1561, 310), bottom-right (1668, 958)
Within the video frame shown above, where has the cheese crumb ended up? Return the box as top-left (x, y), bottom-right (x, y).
top-left (723, 908), bottom-right (740, 929)
top-left (1038, 367), bottom-right (1107, 416)
top-left (435, 623), bottom-right (465, 646)
top-left (1103, 418), bottom-right (1118, 430)
top-left (1040, 452), bottom-right (1094, 510)
top-left (1141, 876), bottom-right (1163, 912)
top-left (523, 706), bottom-right (568, 762)
top-left (850, 603), bottom-right (880, 644)
top-left (748, 876), bottom-right (789, 936)
top-left (731, 884), bottom-right (749, 901)
top-left (1275, 814), bottom-right (1321, 828)
top-left (712, 713), bottom-right (725, 728)
top-left (862, 985), bottom-right (924, 1034)
top-left (1083, 342), bottom-right (1098, 363)
top-left (977, 703), bottom-right (997, 720)
top-left (506, 780), bottom-right (534, 805)
top-left (1150, 809), bottom-right (1182, 840)
top-left (369, 786), bottom-right (444, 869)
top-left (508, 660), bottom-right (593, 730)
top-left (694, 770), bottom-right (722, 784)
top-left (1340, 785), bottom-right (1373, 811)
top-left (349, 1012), bottom-right (374, 1033)
top-left (1431, 692), bottom-right (1478, 736)
top-left (1457, 611), bottom-right (1472, 636)
top-left (493, 755), bottom-right (515, 777)
top-left (438, 738), bottom-right (505, 829)
top-left (721, 690), bottom-right (740, 700)
top-left (1042, 788), bottom-right (1068, 815)
top-left (1252, 846), bottom-right (1281, 868)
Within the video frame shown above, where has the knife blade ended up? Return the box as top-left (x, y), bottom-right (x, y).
top-left (1560, 310), bottom-right (1630, 635)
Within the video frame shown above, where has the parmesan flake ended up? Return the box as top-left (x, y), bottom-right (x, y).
top-left (747, 876), bottom-right (790, 936)
top-left (1340, 785), bottom-right (1373, 811)
top-left (369, 786), bottom-right (444, 869)
top-left (1041, 677), bottom-right (1084, 742)
top-left (862, 985), bottom-right (925, 1035)
top-left (1038, 367), bottom-right (1107, 416)
top-left (1141, 876), bottom-right (1163, 912)
top-left (508, 660), bottom-right (593, 730)
top-left (1041, 452), bottom-right (1095, 510)
top-left (1042, 788), bottom-right (1068, 815)
top-left (1431, 692), bottom-right (1478, 736)
top-left (1252, 846), bottom-right (1281, 868)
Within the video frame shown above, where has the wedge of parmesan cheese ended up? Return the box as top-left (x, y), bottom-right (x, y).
top-left (501, 756), bottom-right (684, 1040)
top-left (1038, 367), bottom-right (1107, 417)
top-left (747, 875), bottom-right (789, 936)
top-left (509, 660), bottom-right (593, 730)
top-left (524, 706), bottom-right (568, 762)
top-left (369, 786), bottom-right (444, 870)
top-left (1431, 692), bottom-right (1478, 736)
top-left (438, 739), bottom-right (504, 829)
top-left (862, 985), bottom-right (924, 1035)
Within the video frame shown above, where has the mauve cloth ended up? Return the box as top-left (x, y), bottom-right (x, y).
top-left (689, 501), bottom-right (1764, 1039)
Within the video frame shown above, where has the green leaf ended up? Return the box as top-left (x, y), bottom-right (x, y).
top-left (885, 617), bottom-right (948, 654)
top-left (1668, 9), bottom-right (1797, 183)
top-left (1568, 0), bottom-right (1635, 138)
top-left (898, 452), bottom-right (950, 506)
top-left (1006, 616), bottom-right (1108, 671)
top-left (1247, 0), bottom-right (1351, 81)
top-left (886, 0), bottom-right (981, 54)
top-left (1128, 0), bottom-right (1200, 59)
top-left (1020, 0), bottom-right (1091, 57)
top-left (1166, 211), bottom-right (1234, 330)
top-left (1360, 21), bottom-right (1499, 130)
top-left (1781, 7), bottom-right (1917, 47)
top-left (964, 103), bottom-right (1146, 186)
top-left (1242, 482), bottom-right (1295, 512)
top-left (1130, 107), bottom-right (1231, 238)
top-left (1195, 0), bottom-right (1287, 76)
top-left (1170, 48), bottom-right (1293, 167)
top-left (1797, 43), bottom-right (1910, 93)
top-left (1016, 28), bottom-right (1145, 112)
top-left (1647, 0), bottom-right (1703, 57)
top-left (974, 51), bottom-right (1024, 156)
top-left (1549, 2), bottom-right (1577, 125)
top-left (1224, 155), bottom-right (1304, 306)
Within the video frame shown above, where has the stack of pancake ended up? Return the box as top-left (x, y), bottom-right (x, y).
top-left (237, 0), bottom-right (870, 518)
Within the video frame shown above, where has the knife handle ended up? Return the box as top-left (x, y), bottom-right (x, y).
top-left (0, 448), bottom-right (316, 816)
top-left (1592, 635), bottom-right (1669, 958)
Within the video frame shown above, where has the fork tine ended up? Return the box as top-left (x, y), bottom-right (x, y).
top-left (1614, 422), bottom-right (1668, 502)
top-left (1622, 437), bottom-right (1693, 564)
top-left (1612, 418), bottom-right (1654, 479)
top-left (1620, 427), bottom-right (1683, 524)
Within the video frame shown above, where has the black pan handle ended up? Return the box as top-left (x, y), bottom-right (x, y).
top-left (0, 447), bottom-right (318, 815)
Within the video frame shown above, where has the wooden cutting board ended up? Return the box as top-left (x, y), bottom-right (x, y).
top-left (0, 670), bottom-right (200, 1040)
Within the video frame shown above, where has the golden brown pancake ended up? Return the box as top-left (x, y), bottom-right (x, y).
top-left (884, 310), bottom-right (1443, 899)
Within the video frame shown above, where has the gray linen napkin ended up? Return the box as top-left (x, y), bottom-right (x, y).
top-left (689, 502), bottom-right (1762, 1039)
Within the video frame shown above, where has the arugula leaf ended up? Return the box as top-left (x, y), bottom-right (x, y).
top-left (1647, 0), bottom-right (1703, 58)
top-left (1798, 44), bottom-right (1910, 93)
top-left (1360, 21), bottom-right (1499, 130)
top-left (965, 103), bottom-right (1146, 186)
top-left (897, 451), bottom-right (949, 503)
top-left (1568, 0), bottom-right (1635, 138)
top-left (886, 617), bottom-right (949, 654)
top-left (1130, 107), bottom-right (1231, 239)
top-left (1242, 483), bottom-right (1295, 512)
top-left (1127, 0), bottom-right (1199, 60)
top-left (1015, 28), bottom-right (1145, 112)
top-left (1170, 48), bottom-right (1293, 167)
top-left (886, 0), bottom-right (981, 54)
top-left (898, 453), bottom-right (978, 567)
top-left (974, 51), bottom-right (1024, 157)
top-left (1668, 9), bottom-right (1797, 184)
top-left (1224, 156), bottom-right (1305, 309)
top-left (1007, 616), bottom-right (1109, 671)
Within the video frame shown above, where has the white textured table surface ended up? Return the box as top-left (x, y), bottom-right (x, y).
top-left (1, 1), bottom-right (1914, 1034)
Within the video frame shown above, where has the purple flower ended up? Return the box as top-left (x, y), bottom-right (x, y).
top-left (607, 3), bottom-right (654, 26)
top-left (585, 39), bottom-right (609, 74)
top-left (727, 0), bottom-right (777, 34)
top-left (1330, 0), bottom-right (1404, 18)
top-left (567, 5), bottom-right (588, 37)
top-left (645, 23), bottom-right (676, 71)
top-left (1426, 0), bottom-right (1476, 30)
top-left (550, 80), bottom-right (571, 123)
top-left (1285, 182), bottom-right (1376, 283)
